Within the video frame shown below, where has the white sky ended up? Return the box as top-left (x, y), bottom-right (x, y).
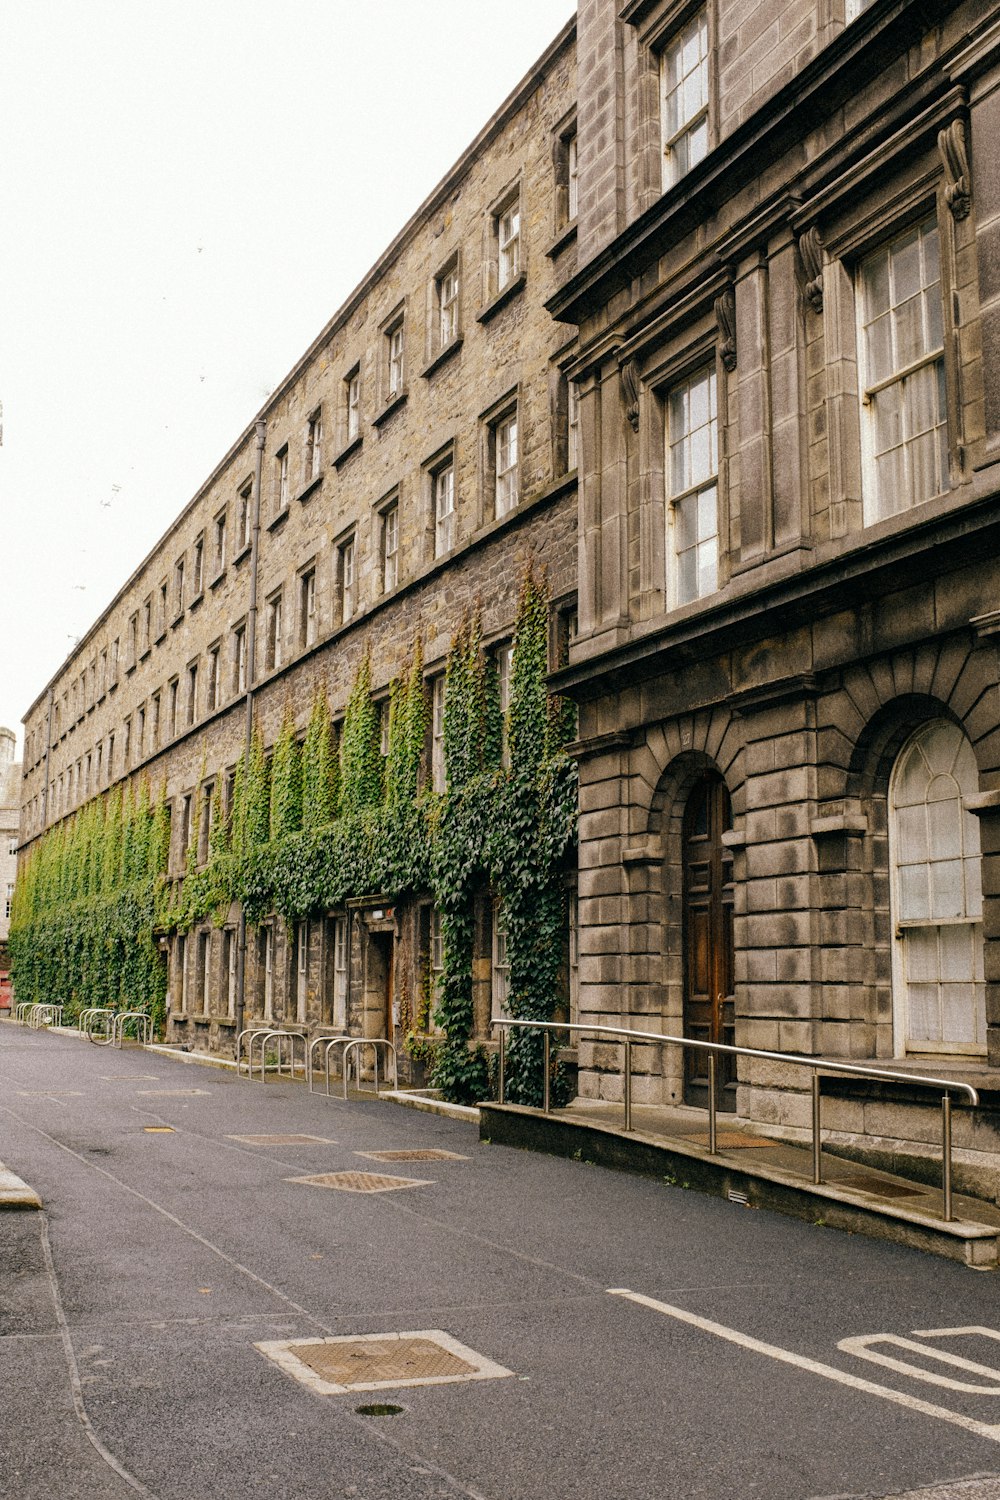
top-left (0, 1), bottom-right (574, 752)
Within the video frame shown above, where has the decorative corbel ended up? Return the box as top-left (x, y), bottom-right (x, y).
top-left (798, 226), bottom-right (824, 314)
top-left (620, 357), bottom-right (640, 432)
top-left (714, 288), bottom-right (737, 372)
top-left (938, 119), bottom-right (971, 221)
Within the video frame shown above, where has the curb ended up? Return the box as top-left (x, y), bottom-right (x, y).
top-left (0, 1164), bottom-right (42, 1210)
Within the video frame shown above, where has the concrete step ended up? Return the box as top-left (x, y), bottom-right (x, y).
top-left (479, 1099), bottom-right (1000, 1269)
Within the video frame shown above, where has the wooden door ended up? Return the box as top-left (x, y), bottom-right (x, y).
top-left (682, 773), bottom-right (736, 1110)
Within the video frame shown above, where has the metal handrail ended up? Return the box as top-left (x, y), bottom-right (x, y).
top-left (492, 1018), bottom-right (980, 1223)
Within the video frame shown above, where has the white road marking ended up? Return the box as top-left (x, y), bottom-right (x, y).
top-left (607, 1289), bottom-right (1000, 1445)
top-left (838, 1332), bottom-right (1000, 1394)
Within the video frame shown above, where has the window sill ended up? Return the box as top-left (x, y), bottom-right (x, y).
top-left (421, 337), bottom-right (463, 380)
top-left (333, 434), bottom-right (363, 469)
top-left (477, 271), bottom-right (526, 324)
top-left (373, 390), bottom-right (408, 427)
top-left (154, 630), bottom-right (166, 647)
top-left (232, 543), bottom-right (251, 568)
top-left (296, 473), bottom-right (324, 505)
top-left (209, 568), bottom-right (227, 590)
top-left (188, 590), bottom-right (204, 612)
top-left (170, 611), bottom-right (185, 630)
top-left (267, 507), bottom-right (290, 535)
top-left (546, 221), bottom-right (577, 259)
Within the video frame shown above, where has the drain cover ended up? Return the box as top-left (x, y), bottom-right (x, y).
top-left (255, 1330), bottom-right (513, 1395)
top-left (357, 1149), bottom-right (468, 1162)
top-left (683, 1132), bottom-right (782, 1149)
top-left (228, 1134), bottom-right (337, 1146)
top-left (286, 1171), bottom-right (430, 1193)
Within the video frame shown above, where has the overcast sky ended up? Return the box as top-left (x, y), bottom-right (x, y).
top-left (0, 1), bottom-right (574, 752)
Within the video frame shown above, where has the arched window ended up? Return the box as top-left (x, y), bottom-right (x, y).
top-left (889, 720), bottom-right (985, 1054)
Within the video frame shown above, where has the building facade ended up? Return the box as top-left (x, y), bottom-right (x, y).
top-left (16, 0), bottom-right (1000, 1180)
top-left (554, 0), bottom-right (1000, 1174)
top-left (16, 23), bottom-right (580, 1083)
top-left (0, 728), bottom-right (20, 968)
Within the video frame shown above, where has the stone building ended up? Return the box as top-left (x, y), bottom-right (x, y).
top-left (553, 0), bottom-right (1000, 1177)
top-left (0, 728), bottom-right (20, 966)
top-left (17, 21), bottom-right (580, 1074)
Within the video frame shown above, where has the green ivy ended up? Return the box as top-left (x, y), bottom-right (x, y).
top-left (11, 569), bottom-right (578, 1107)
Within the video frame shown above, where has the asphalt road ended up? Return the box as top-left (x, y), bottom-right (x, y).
top-left (3, 1023), bottom-right (1000, 1500)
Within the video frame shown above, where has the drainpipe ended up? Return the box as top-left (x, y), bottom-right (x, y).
top-left (234, 417), bottom-right (267, 1048)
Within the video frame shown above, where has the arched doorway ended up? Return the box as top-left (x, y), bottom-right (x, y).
top-left (889, 719), bottom-right (985, 1055)
top-left (682, 771), bottom-right (735, 1109)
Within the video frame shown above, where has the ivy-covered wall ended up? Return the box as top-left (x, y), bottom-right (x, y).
top-left (10, 569), bottom-right (577, 1104)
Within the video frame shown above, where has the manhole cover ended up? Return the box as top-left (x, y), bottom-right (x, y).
top-left (683, 1132), bottom-right (782, 1149)
top-left (357, 1149), bottom-right (468, 1162)
top-left (134, 1089), bottom-right (210, 1096)
top-left (286, 1171), bottom-right (430, 1193)
top-left (255, 1330), bottom-right (513, 1395)
top-left (843, 1174), bottom-right (923, 1199)
top-left (228, 1134), bottom-right (337, 1146)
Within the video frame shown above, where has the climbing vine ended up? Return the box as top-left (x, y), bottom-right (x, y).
top-left (10, 570), bottom-right (578, 1106)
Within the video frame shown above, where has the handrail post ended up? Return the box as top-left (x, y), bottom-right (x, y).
top-left (812, 1070), bottom-right (822, 1185)
top-left (498, 1028), bottom-right (506, 1104)
top-left (942, 1091), bottom-right (953, 1222)
top-left (708, 1053), bottom-right (718, 1155)
top-left (542, 1030), bottom-right (551, 1113)
top-left (623, 1037), bottom-right (632, 1132)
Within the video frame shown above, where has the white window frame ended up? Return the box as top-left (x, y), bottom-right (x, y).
top-left (263, 924), bottom-right (274, 1021)
top-left (492, 901), bottom-right (510, 1019)
top-left (498, 200), bottom-right (520, 290)
top-left (301, 568), bottom-right (317, 648)
top-left (387, 322), bottom-right (405, 399)
top-left (857, 217), bottom-right (948, 525)
top-left (439, 263), bottom-right (460, 347)
top-left (275, 447), bottom-right (289, 514)
top-left (889, 719), bottom-right (986, 1056)
top-left (497, 642), bottom-right (514, 769)
top-left (494, 411), bottom-right (519, 519)
top-left (339, 536), bottom-right (356, 623)
top-left (431, 675), bottom-right (446, 792)
top-left (346, 368), bottom-right (360, 443)
top-left (665, 364), bottom-right (719, 607)
top-left (333, 914), bottom-right (348, 1028)
top-left (266, 593), bottom-right (283, 672)
top-left (295, 919), bottom-right (309, 1024)
top-left (306, 409), bottom-right (323, 482)
top-left (434, 463), bottom-right (455, 556)
top-left (660, 7), bottom-right (710, 191)
top-left (382, 502), bottom-right (399, 593)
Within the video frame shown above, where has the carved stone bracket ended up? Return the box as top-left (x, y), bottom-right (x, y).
top-left (798, 226), bottom-right (824, 314)
top-left (714, 288), bottom-right (737, 371)
top-left (938, 119), bottom-right (971, 221)
top-left (620, 357), bottom-right (640, 432)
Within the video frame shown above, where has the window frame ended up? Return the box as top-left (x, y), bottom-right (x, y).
top-left (663, 359), bottom-right (721, 609)
top-left (855, 214), bottom-right (950, 526)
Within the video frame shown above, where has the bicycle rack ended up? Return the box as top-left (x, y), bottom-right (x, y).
top-left (81, 1008), bottom-right (116, 1044)
top-left (14, 1002), bottom-right (35, 1023)
top-left (111, 1012), bottom-right (151, 1048)
top-left (338, 1038), bottom-right (398, 1100)
top-left (240, 1029), bottom-right (307, 1083)
top-left (308, 1033), bottom-right (352, 1093)
top-left (29, 1003), bottom-right (64, 1029)
top-left (235, 1027), bottom-right (280, 1078)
